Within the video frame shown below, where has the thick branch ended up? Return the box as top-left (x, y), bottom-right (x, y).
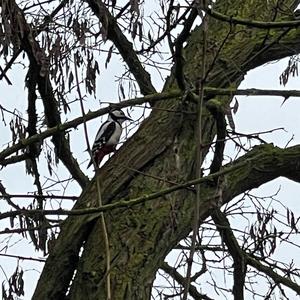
top-left (0, 165), bottom-right (243, 221)
top-left (1, 153), bottom-right (29, 166)
top-left (223, 144), bottom-right (300, 202)
top-left (0, 90), bottom-right (180, 162)
top-left (6, 141), bottom-right (300, 222)
top-left (205, 7), bottom-right (300, 29)
top-left (174, 7), bottom-right (198, 90)
top-left (206, 99), bottom-right (226, 175)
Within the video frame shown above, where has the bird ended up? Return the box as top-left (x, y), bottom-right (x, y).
top-left (87, 108), bottom-right (132, 168)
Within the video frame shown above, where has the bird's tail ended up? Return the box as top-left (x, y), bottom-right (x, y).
top-left (87, 159), bottom-right (93, 168)
top-left (87, 150), bottom-right (106, 169)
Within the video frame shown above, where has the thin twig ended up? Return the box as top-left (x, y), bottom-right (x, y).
top-left (96, 177), bottom-right (111, 300)
top-left (73, 55), bottom-right (93, 166)
top-left (73, 53), bottom-right (111, 300)
top-left (0, 194), bottom-right (77, 200)
top-left (0, 224), bottom-right (59, 235)
top-left (0, 0), bottom-right (70, 82)
top-left (86, 0), bottom-right (156, 95)
top-left (0, 253), bottom-right (46, 262)
top-left (161, 262), bottom-right (213, 300)
top-left (183, 9), bottom-right (208, 299)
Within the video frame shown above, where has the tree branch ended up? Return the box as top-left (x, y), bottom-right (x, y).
top-left (0, 89), bottom-right (181, 162)
top-left (0, 253), bottom-right (45, 262)
top-left (174, 6), bottom-right (198, 90)
top-left (211, 209), bottom-right (246, 300)
top-left (1, 87), bottom-right (299, 164)
top-left (2, 144), bottom-right (300, 232)
top-left (0, 181), bottom-right (21, 210)
top-left (0, 0), bottom-right (89, 188)
top-left (1, 153), bottom-right (29, 166)
top-left (86, 0), bottom-right (156, 95)
top-left (0, 194), bottom-right (77, 201)
top-left (204, 87), bottom-right (300, 98)
top-left (247, 255), bottom-right (300, 295)
top-left (0, 0), bottom-right (70, 82)
top-left (206, 99), bottom-right (226, 176)
top-left (161, 262), bottom-right (213, 300)
top-left (204, 7), bottom-right (300, 29)
top-left (0, 164), bottom-right (244, 221)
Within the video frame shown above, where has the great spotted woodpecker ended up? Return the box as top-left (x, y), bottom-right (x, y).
top-left (87, 109), bottom-right (132, 168)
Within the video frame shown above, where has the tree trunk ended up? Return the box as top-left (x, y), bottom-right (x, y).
top-left (33, 1), bottom-right (300, 299)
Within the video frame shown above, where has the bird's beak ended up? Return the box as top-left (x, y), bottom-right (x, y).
top-left (125, 116), bottom-right (133, 121)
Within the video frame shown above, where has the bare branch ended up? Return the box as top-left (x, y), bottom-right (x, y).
top-left (0, 253), bottom-right (45, 262)
top-left (0, 0), bottom-right (70, 82)
top-left (0, 194), bottom-right (77, 201)
top-left (211, 209), bottom-right (246, 300)
top-left (161, 262), bottom-right (213, 300)
top-left (1, 144), bottom-right (300, 222)
top-left (0, 165), bottom-right (241, 221)
top-left (0, 180), bottom-right (21, 210)
top-left (0, 0), bottom-right (89, 188)
top-left (184, 9), bottom-right (208, 299)
top-left (204, 6), bottom-right (300, 29)
top-left (1, 87), bottom-right (299, 164)
top-left (86, 0), bottom-right (156, 95)
top-left (247, 255), bottom-right (300, 295)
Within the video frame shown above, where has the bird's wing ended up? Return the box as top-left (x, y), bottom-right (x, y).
top-left (92, 121), bottom-right (116, 151)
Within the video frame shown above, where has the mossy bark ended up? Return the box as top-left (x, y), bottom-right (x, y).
top-left (33, 1), bottom-right (300, 299)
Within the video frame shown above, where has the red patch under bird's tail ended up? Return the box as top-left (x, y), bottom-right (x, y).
top-left (87, 145), bottom-right (116, 169)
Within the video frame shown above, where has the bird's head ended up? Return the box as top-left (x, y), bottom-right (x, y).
top-left (109, 109), bottom-right (132, 123)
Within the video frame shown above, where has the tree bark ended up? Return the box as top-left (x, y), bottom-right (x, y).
top-left (33, 0), bottom-right (300, 299)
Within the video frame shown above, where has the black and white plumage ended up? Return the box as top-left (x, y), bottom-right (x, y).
top-left (87, 109), bottom-right (132, 168)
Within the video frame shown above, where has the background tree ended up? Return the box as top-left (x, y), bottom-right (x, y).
top-left (1, 0), bottom-right (300, 299)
